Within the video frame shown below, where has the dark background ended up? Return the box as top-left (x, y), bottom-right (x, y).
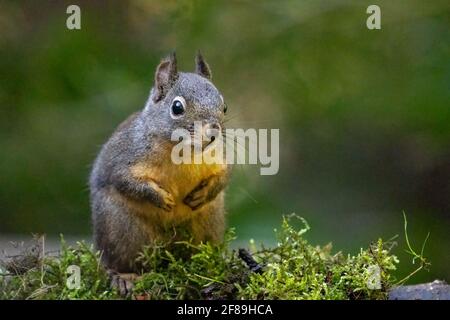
top-left (0, 0), bottom-right (449, 283)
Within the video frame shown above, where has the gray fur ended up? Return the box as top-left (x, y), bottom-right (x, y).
top-left (89, 53), bottom-right (230, 273)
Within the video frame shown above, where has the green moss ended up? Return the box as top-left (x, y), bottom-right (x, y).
top-left (0, 238), bottom-right (116, 300)
top-left (238, 216), bottom-right (398, 300)
top-left (0, 215), bottom-right (400, 300)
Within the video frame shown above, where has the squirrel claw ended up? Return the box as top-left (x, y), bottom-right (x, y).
top-left (109, 271), bottom-right (139, 297)
top-left (184, 184), bottom-right (209, 210)
top-left (160, 195), bottom-right (175, 212)
top-left (153, 185), bottom-right (175, 212)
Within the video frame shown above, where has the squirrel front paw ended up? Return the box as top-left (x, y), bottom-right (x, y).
top-left (148, 181), bottom-right (175, 212)
top-left (183, 179), bottom-right (211, 210)
top-left (157, 186), bottom-right (176, 212)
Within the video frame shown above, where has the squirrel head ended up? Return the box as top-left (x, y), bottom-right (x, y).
top-left (142, 52), bottom-right (227, 147)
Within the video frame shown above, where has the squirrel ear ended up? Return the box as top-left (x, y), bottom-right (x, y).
top-left (195, 51), bottom-right (212, 80)
top-left (152, 52), bottom-right (178, 103)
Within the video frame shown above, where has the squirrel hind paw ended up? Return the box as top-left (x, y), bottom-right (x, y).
top-left (109, 272), bottom-right (139, 297)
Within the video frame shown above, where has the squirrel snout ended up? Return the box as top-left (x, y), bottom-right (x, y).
top-left (202, 122), bottom-right (221, 146)
top-left (189, 121), bottom-right (222, 148)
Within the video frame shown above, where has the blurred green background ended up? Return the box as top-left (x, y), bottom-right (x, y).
top-left (0, 0), bottom-right (449, 283)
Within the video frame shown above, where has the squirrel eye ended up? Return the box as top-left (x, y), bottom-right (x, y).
top-left (171, 96), bottom-right (186, 118)
top-left (223, 103), bottom-right (228, 114)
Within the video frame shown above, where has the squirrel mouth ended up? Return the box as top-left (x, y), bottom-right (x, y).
top-left (191, 136), bottom-right (216, 152)
top-left (203, 136), bottom-right (218, 152)
top-left (185, 121), bottom-right (222, 152)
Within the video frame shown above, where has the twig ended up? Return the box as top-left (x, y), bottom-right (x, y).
top-left (238, 248), bottom-right (263, 274)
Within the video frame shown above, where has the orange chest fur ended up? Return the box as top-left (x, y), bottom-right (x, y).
top-left (130, 161), bottom-right (227, 201)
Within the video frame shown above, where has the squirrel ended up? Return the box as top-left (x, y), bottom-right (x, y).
top-left (89, 52), bottom-right (231, 280)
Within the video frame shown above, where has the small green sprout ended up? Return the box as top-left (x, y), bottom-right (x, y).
top-left (395, 212), bottom-right (431, 285)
